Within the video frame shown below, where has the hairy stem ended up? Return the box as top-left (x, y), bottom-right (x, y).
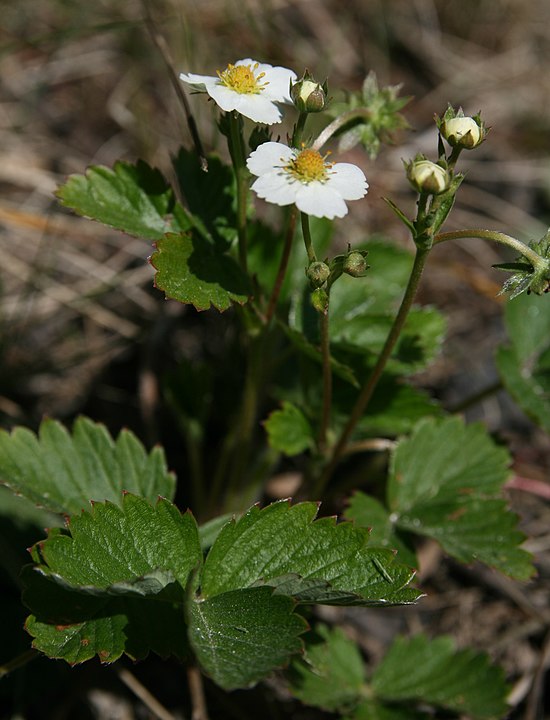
top-left (301, 212), bottom-right (317, 263)
top-left (187, 664), bottom-right (210, 720)
top-left (315, 246), bottom-right (431, 495)
top-left (435, 229), bottom-right (546, 270)
top-left (0, 649), bottom-right (38, 679)
top-left (228, 113), bottom-right (249, 273)
top-left (292, 111), bottom-right (308, 147)
top-left (265, 207), bottom-right (298, 325)
top-left (223, 331), bottom-right (265, 510)
top-left (318, 306), bottom-right (332, 454)
top-left (312, 108), bottom-right (372, 152)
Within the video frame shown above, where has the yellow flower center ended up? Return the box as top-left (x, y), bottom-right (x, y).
top-left (217, 63), bottom-right (267, 95)
top-left (286, 149), bottom-right (331, 183)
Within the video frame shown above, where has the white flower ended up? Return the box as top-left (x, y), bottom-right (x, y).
top-left (246, 142), bottom-right (368, 219)
top-left (179, 59), bottom-right (297, 125)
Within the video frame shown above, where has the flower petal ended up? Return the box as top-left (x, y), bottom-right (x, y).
top-left (251, 173), bottom-right (297, 206)
top-left (261, 66), bottom-right (298, 103)
top-left (231, 94), bottom-right (284, 124)
top-left (233, 59), bottom-right (297, 103)
top-left (205, 84), bottom-right (243, 113)
top-left (247, 142), bottom-right (294, 176)
top-left (179, 72), bottom-right (216, 90)
top-left (327, 163), bottom-right (369, 200)
top-left (295, 183), bottom-right (348, 219)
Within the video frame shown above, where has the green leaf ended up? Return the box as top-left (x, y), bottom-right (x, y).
top-left (0, 417), bottom-right (176, 515)
top-left (188, 586), bottom-right (306, 690)
top-left (200, 500), bottom-right (420, 605)
top-left (327, 72), bottom-right (411, 159)
top-left (496, 291), bottom-right (550, 432)
top-left (198, 514), bottom-right (233, 552)
top-left (346, 702), bottom-right (426, 720)
top-left (494, 229), bottom-right (550, 297)
top-left (56, 160), bottom-right (190, 240)
top-left (248, 216), bottom-right (334, 300)
top-left (263, 401), bottom-right (315, 456)
top-left (282, 325), bottom-right (359, 387)
top-left (0, 485), bottom-right (61, 532)
top-left (331, 308), bottom-right (446, 375)
top-left (291, 239), bottom-right (445, 376)
top-left (23, 494), bottom-right (201, 663)
top-left (288, 624), bottom-right (365, 711)
top-left (388, 417), bottom-right (534, 579)
top-left (334, 373), bottom-right (442, 437)
top-left (150, 232), bottom-right (251, 311)
top-left (327, 241), bottom-right (446, 376)
top-left (344, 493), bottom-right (417, 568)
top-left (371, 634), bottom-right (510, 719)
top-left (172, 148), bottom-right (237, 247)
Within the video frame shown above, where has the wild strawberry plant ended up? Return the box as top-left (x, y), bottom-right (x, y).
top-left (1, 57), bottom-right (549, 719)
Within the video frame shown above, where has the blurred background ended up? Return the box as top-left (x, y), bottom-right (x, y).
top-left (1, 0), bottom-right (550, 717)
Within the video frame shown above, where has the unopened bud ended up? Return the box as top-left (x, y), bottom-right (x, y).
top-left (311, 287), bottom-right (329, 314)
top-left (291, 72), bottom-right (327, 114)
top-left (306, 261), bottom-right (331, 288)
top-left (440, 116), bottom-right (484, 149)
top-left (343, 251), bottom-right (369, 277)
top-left (407, 159), bottom-right (450, 195)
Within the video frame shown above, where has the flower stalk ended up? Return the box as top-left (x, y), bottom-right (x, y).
top-left (228, 112), bottom-right (250, 272)
top-left (312, 108), bottom-right (373, 151)
top-left (315, 245), bottom-right (431, 495)
top-left (434, 229), bottom-right (548, 271)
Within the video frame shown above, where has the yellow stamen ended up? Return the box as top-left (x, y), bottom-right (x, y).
top-left (285, 148), bottom-right (332, 183)
top-left (216, 63), bottom-right (268, 95)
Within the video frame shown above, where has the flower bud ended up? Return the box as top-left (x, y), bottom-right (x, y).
top-left (306, 261), bottom-right (331, 288)
top-left (311, 287), bottom-right (329, 314)
top-left (406, 159), bottom-right (450, 195)
top-left (291, 71), bottom-right (327, 114)
top-left (440, 116), bottom-right (484, 149)
top-left (343, 251), bottom-right (369, 278)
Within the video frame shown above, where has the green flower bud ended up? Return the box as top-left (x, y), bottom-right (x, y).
top-left (406, 159), bottom-right (450, 195)
top-left (436, 106), bottom-right (487, 150)
top-left (311, 287), bottom-right (329, 314)
top-left (291, 71), bottom-right (327, 113)
top-left (343, 251), bottom-right (369, 277)
top-left (440, 116), bottom-right (484, 149)
top-left (306, 261), bottom-right (331, 288)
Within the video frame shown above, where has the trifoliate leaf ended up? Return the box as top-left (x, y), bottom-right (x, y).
top-left (56, 160), bottom-right (190, 240)
top-left (496, 291), bottom-right (550, 432)
top-left (387, 417), bottom-right (534, 579)
top-left (188, 586), bottom-right (306, 690)
top-left (23, 494), bottom-right (201, 663)
top-left (150, 232), bottom-right (251, 311)
top-left (200, 500), bottom-right (420, 605)
top-left (0, 417), bottom-right (175, 515)
top-left (288, 624), bottom-right (365, 711)
top-left (344, 493), bottom-right (417, 568)
top-left (263, 401), bottom-right (315, 456)
top-left (371, 634), bottom-right (510, 719)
